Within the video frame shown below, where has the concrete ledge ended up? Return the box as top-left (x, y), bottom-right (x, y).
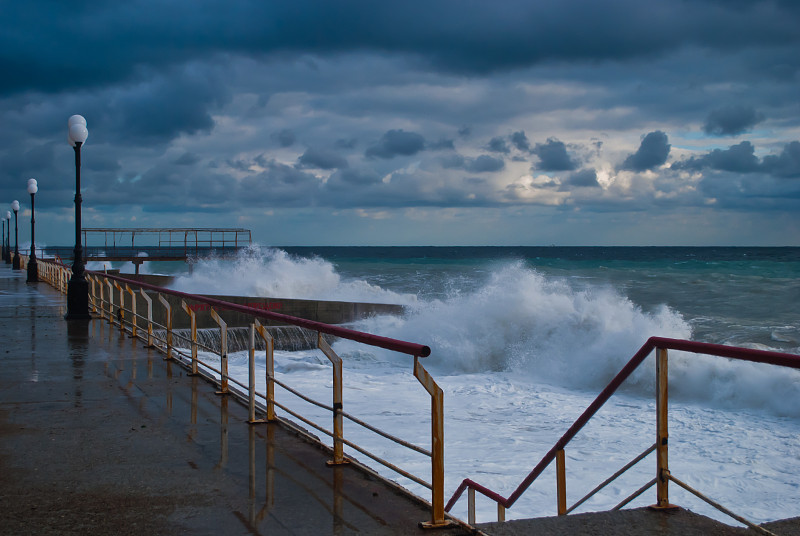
top-left (91, 272), bottom-right (405, 329)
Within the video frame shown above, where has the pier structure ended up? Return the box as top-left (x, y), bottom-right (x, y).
top-left (41, 227), bottom-right (252, 271)
top-left (4, 257), bottom-right (800, 535)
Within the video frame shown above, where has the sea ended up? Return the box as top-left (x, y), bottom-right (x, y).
top-left (95, 246), bottom-right (800, 525)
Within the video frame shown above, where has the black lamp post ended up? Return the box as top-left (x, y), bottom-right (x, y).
top-left (27, 178), bottom-right (39, 283)
top-left (1, 216), bottom-right (6, 262)
top-left (11, 200), bottom-right (20, 270)
top-left (65, 115), bottom-right (91, 320)
top-left (4, 211), bottom-right (10, 264)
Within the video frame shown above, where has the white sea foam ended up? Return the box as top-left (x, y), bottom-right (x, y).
top-left (171, 247), bottom-right (800, 416)
top-left (346, 262), bottom-right (800, 417)
top-left (171, 245), bottom-right (417, 304)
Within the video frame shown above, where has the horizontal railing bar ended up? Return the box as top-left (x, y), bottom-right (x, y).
top-left (668, 474), bottom-right (776, 536)
top-left (89, 271), bottom-right (431, 358)
top-left (566, 443), bottom-right (656, 514)
top-left (341, 409), bottom-right (432, 457)
top-left (272, 399), bottom-right (334, 440)
top-left (649, 337), bottom-right (800, 370)
top-left (339, 435), bottom-right (432, 490)
top-left (611, 477), bottom-right (657, 511)
top-left (272, 377), bottom-right (335, 413)
top-left (227, 373), bottom-right (248, 392)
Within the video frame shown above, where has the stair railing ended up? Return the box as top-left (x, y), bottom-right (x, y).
top-left (445, 337), bottom-right (800, 534)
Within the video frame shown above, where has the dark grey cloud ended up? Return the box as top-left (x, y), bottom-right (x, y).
top-left (325, 168), bottom-right (383, 191)
top-left (533, 138), bottom-right (577, 171)
top-left (511, 131), bottom-right (530, 152)
top-left (672, 140), bottom-right (800, 178)
top-left (465, 155), bottom-right (505, 173)
top-left (703, 105), bottom-right (764, 136)
top-left (273, 129), bottom-right (297, 147)
top-left (562, 168), bottom-right (600, 188)
top-left (487, 137), bottom-right (510, 154)
top-left (439, 153), bottom-right (504, 173)
top-left (672, 141), bottom-right (760, 173)
top-left (761, 141), bottom-right (800, 178)
top-left (102, 66), bottom-right (228, 144)
top-left (5, 0), bottom-right (800, 96)
top-left (297, 147), bottom-right (348, 170)
top-left (365, 129), bottom-right (425, 159)
top-left (87, 159), bottom-right (237, 211)
top-left (620, 131), bottom-right (671, 171)
top-left (0, 143), bottom-right (56, 179)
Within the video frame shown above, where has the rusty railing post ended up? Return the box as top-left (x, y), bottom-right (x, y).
top-left (318, 334), bottom-right (347, 465)
top-left (140, 289), bottom-right (154, 347)
top-left (158, 294), bottom-right (172, 360)
top-left (126, 284), bottom-right (137, 338)
top-left (413, 356), bottom-right (452, 528)
top-left (113, 281), bottom-right (125, 332)
top-left (247, 323), bottom-right (266, 424)
top-left (209, 307), bottom-right (228, 394)
top-left (88, 275), bottom-right (97, 315)
top-left (468, 488), bottom-right (476, 525)
top-left (654, 346), bottom-right (673, 508)
top-left (254, 319), bottom-right (276, 421)
top-left (106, 279), bottom-right (115, 326)
top-left (557, 448), bottom-right (567, 515)
top-left (180, 300), bottom-right (198, 375)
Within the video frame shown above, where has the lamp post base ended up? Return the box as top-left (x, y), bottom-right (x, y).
top-left (65, 277), bottom-right (92, 320)
top-left (27, 258), bottom-right (39, 283)
top-left (12, 254), bottom-right (20, 270)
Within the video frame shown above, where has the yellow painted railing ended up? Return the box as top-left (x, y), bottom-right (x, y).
top-left (32, 257), bottom-right (455, 529)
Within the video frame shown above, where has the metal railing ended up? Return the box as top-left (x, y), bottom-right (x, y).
top-left (30, 256), bottom-right (455, 529)
top-left (24, 228), bottom-right (251, 263)
top-left (445, 336), bottom-right (800, 533)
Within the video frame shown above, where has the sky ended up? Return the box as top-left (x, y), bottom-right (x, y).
top-left (1, 0), bottom-right (799, 246)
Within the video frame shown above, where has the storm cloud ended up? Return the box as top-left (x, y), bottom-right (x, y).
top-left (533, 138), bottom-right (577, 171)
top-left (620, 131), bottom-right (671, 171)
top-left (366, 130), bottom-right (426, 159)
top-left (672, 141), bottom-right (760, 173)
top-left (1, 0), bottom-right (798, 245)
top-left (703, 105), bottom-right (765, 136)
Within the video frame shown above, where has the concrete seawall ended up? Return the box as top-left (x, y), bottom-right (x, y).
top-left (95, 272), bottom-right (405, 330)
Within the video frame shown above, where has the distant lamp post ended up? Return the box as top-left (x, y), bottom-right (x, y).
top-left (1, 215), bottom-right (6, 262)
top-left (65, 115), bottom-right (91, 320)
top-left (27, 178), bottom-right (39, 283)
top-left (11, 200), bottom-right (20, 270)
top-left (4, 211), bottom-right (10, 265)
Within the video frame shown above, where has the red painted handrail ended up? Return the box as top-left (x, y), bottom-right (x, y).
top-left (87, 269), bottom-right (431, 358)
top-left (445, 337), bottom-right (800, 512)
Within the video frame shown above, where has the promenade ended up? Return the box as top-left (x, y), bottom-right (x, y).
top-left (0, 265), bottom-right (473, 535)
top-left (3, 262), bottom-right (798, 536)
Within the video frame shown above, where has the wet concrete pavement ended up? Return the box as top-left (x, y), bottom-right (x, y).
top-left (0, 265), bottom-right (473, 535)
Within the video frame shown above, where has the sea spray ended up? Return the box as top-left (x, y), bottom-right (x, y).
top-left (167, 246), bottom-right (800, 416)
top-left (347, 261), bottom-right (690, 379)
top-left (345, 262), bottom-right (800, 416)
top-left (172, 245), bottom-right (417, 304)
